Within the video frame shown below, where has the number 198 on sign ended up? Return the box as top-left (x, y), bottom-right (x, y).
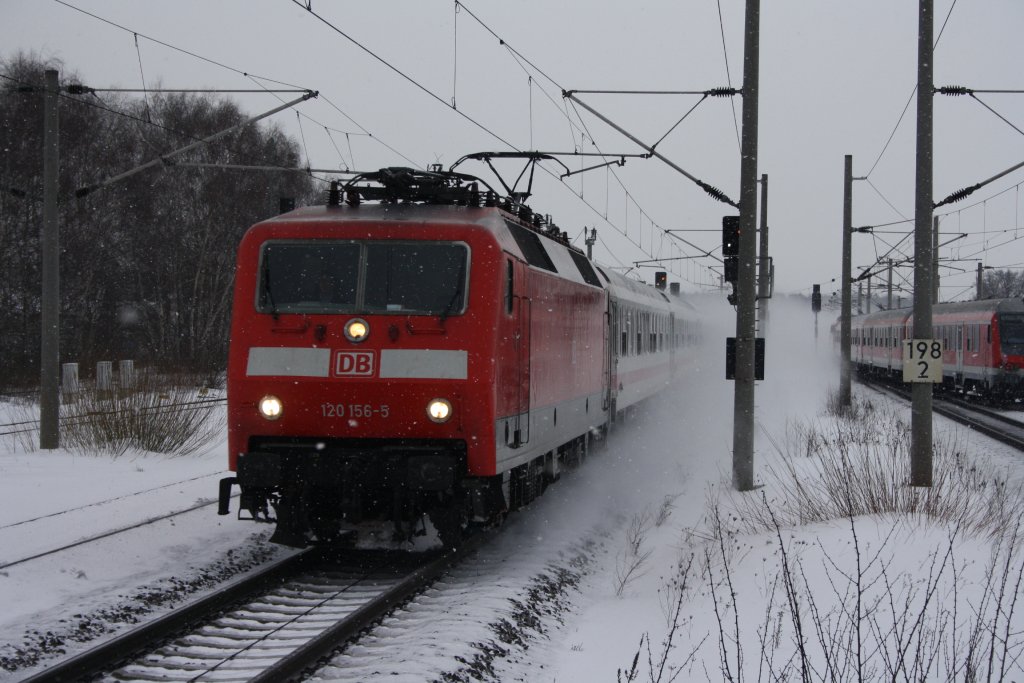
top-left (903, 339), bottom-right (943, 383)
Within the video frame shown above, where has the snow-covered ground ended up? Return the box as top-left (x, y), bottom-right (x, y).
top-left (2, 295), bottom-right (1023, 681)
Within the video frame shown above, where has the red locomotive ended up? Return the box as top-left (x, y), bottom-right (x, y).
top-left (848, 298), bottom-right (1024, 399)
top-left (218, 166), bottom-right (696, 547)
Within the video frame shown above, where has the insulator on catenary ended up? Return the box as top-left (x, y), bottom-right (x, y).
top-left (706, 87), bottom-right (739, 98)
top-left (936, 85), bottom-right (972, 96)
top-left (699, 181), bottom-right (734, 206)
top-left (934, 184), bottom-right (981, 209)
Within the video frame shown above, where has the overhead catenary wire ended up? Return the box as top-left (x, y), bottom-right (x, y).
top-left (290, 0), bottom-right (518, 154)
top-left (865, 0), bottom-right (958, 179)
top-left (293, 0), bottom-right (707, 281)
top-left (865, 178), bottom-right (910, 221)
top-left (462, 11), bottom-right (682, 264)
top-left (934, 159), bottom-right (1024, 209)
top-left (41, 0), bottom-right (711, 284)
top-left (47, 1), bottom-right (415, 173)
top-left (133, 32), bottom-right (152, 123)
top-left (54, 0), bottom-right (307, 90)
top-left (968, 94), bottom-right (1024, 139)
top-left (716, 0), bottom-right (741, 151)
top-left (67, 87), bottom-right (313, 94)
top-left (452, 0), bottom-right (459, 109)
top-left (2, 71), bottom-right (336, 186)
top-left (563, 91), bottom-right (738, 207)
top-left (938, 85), bottom-right (1024, 138)
top-left (74, 90), bottom-right (319, 197)
top-left (451, 0), bottom-right (717, 281)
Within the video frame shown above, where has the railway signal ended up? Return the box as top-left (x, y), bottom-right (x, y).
top-left (722, 215), bottom-right (740, 256)
top-left (722, 215), bottom-right (740, 286)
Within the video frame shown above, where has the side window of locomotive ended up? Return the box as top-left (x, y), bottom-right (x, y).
top-left (258, 242), bottom-right (359, 313)
top-left (364, 243), bottom-right (468, 315)
top-left (505, 260), bottom-right (514, 315)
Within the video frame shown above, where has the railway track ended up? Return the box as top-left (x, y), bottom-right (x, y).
top-left (22, 534), bottom-right (489, 682)
top-left (861, 376), bottom-right (1024, 451)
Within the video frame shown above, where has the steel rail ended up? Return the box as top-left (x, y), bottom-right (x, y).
top-left (20, 549), bottom-right (315, 683)
top-left (861, 376), bottom-right (1024, 451)
top-left (20, 531), bottom-right (491, 682)
top-left (252, 531), bottom-right (492, 682)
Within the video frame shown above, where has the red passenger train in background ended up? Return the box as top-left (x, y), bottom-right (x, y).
top-left (219, 166), bottom-right (697, 547)
top-left (846, 298), bottom-right (1024, 400)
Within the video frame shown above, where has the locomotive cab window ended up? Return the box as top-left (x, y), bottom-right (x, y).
top-left (1000, 314), bottom-right (1024, 354)
top-left (257, 240), bottom-right (469, 316)
top-left (258, 242), bottom-right (360, 313)
top-left (364, 243), bottom-right (467, 315)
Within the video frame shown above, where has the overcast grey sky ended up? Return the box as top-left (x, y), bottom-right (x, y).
top-left (3, 0), bottom-right (1023, 300)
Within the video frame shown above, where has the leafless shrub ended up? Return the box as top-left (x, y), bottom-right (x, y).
top-left (61, 372), bottom-right (223, 456)
top-left (8, 371), bottom-right (223, 456)
top-left (654, 494), bottom-right (678, 528)
top-left (626, 509), bottom-right (653, 555)
top-left (620, 553), bottom-right (703, 683)
top-left (615, 510), bottom-right (655, 597)
top-left (699, 495), bottom-right (1024, 681)
top-left (0, 397), bottom-right (41, 452)
top-left (826, 387), bottom-right (875, 420)
top-left (724, 408), bottom-right (1024, 539)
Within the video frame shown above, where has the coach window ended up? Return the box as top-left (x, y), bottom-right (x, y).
top-left (624, 309), bottom-right (632, 356)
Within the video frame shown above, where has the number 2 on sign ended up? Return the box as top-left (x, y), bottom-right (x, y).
top-left (903, 339), bottom-right (943, 383)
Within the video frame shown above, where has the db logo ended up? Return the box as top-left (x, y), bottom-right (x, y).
top-left (333, 351), bottom-right (375, 377)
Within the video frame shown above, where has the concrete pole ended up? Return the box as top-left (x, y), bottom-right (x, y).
top-left (867, 275), bottom-right (872, 313)
top-left (977, 262), bottom-right (984, 300)
top-left (40, 69), bottom-right (60, 449)
top-left (839, 155), bottom-right (853, 408)
top-left (911, 0), bottom-right (934, 487)
top-left (858, 283), bottom-right (863, 315)
top-left (932, 216), bottom-right (940, 303)
top-left (757, 173), bottom-right (769, 331)
top-left (888, 259), bottom-right (894, 310)
top-left (732, 0), bottom-right (760, 492)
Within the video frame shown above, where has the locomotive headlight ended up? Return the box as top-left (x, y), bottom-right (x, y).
top-left (427, 398), bottom-right (453, 423)
top-left (344, 318), bottom-right (369, 343)
top-left (258, 395), bottom-right (283, 421)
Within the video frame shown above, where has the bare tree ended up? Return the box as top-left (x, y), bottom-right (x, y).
top-left (0, 54), bottom-right (315, 389)
top-left (982, 269), bottom-right (1024, 299)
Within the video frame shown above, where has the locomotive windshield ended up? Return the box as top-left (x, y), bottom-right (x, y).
top-left (998, 313), bottom-right (1024, 354)
top-left (258, 240), bottom-right (469, 316)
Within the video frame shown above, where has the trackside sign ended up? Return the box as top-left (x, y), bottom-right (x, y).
top-left (903, 339), bottom-right (942, 383)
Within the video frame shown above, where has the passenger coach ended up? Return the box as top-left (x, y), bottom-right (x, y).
top-left (848, 298), bottom-right (1024, 399)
